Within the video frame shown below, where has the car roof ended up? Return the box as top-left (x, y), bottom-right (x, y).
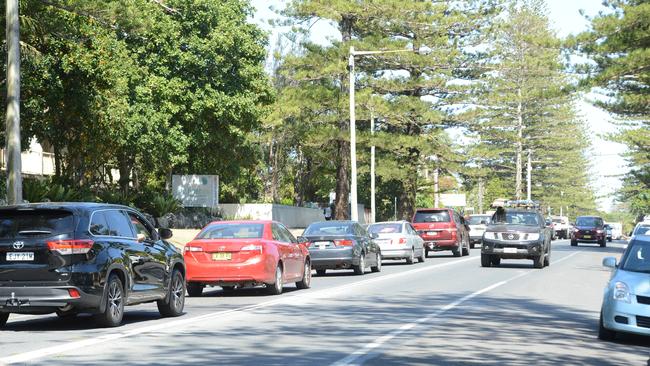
top-left (369, 221), bottom-right (407, 225)
top-left (631, 235), bottom-right (650, 245)
top-left (0, 202), bottom-right (131, 212)
top-left (576, 215), bottom-right (602, 218)
top-left (205, 220), bottom-right (273, 225)
top-left (469, 214), bottom-right (491, 217)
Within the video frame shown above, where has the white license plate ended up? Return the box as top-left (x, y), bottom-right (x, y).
top-left (427, 231), bottom-right (438, 236)
top-left (6, 252), bottom-right (35, 261)
top-left (503, 247), bottom-right (518, 254)
top-left (313, 241), bottom-right (329, 249)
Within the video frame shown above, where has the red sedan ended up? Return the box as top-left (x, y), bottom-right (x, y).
top-left (184, 220), bottom-right (311, 296)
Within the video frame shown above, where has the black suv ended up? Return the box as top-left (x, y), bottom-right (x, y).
top-left (481, 208), bottom-right (552, 269)
top-left (0, 203), bottom-right (185, 328)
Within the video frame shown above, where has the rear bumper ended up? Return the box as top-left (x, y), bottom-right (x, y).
top-left (185, 254), bottom-right (276, 285)
top-left (309, 247), bottom-right (359, 270)
top-left (469, 236), bottom-right (483, 244)
top-left (380, 247), bottom-right (412, 259)
top-left (0, 285), bottom-right (101, 314)
top-left (423, 239), bottom-right (457, 251)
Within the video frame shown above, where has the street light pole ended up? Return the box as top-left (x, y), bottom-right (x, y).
top-left (370, 111), bottom-right (375, 224)
top-left (5, 0), bottom-right (22, 205)
top-left (348, 46), bottom-right (358, 221)
top-left (526, 149), bottom-right (532, 201)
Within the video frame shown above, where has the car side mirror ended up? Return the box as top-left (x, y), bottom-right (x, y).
top-left (602, 257), bottom-right (617, 269)
top-left (370, 232), bottom-right (379, 239)
top-left (158, 228), bottom-right (173, 240)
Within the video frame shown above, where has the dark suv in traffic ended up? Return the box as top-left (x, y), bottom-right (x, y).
top-left (0, 203), bottom-right (185, 328)
top-left (571, 215), bottom-right (607, 247)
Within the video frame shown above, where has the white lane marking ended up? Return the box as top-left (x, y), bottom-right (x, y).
top-left (0, 255), bottom-right (478, 364)
top-left (330, 251), bottom-right (580, 366)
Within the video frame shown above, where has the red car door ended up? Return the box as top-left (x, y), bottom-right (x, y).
top-left (279, 223), bottom-right (305, 280)
top-left (271, 223), bottom-right (297, 279)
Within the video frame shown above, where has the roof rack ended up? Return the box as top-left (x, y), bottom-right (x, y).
top-left (490, 198), bottom-right (540, 210)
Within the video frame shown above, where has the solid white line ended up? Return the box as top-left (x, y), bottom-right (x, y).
top-left (0, 255), bottom-right (478, 364)
top-left (330, 251), bottom-right (580, 366)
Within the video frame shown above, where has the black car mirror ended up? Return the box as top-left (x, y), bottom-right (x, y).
top-left (370, 232), bottom-right (379, 239)
top-left (158, 228), bottom-right (173, 240)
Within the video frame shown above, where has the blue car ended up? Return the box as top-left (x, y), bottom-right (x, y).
top-left (599, 235), bottom-right (650, 340)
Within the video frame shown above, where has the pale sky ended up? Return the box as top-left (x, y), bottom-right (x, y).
top-left (250, 0), bottom-right (628, 212)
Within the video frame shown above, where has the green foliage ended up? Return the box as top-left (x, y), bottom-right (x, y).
top-left (22, 178), bottom-right (92, 203)
top-left (145, 193), bottom-right (181, 218)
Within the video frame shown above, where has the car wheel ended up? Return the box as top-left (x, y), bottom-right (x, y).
top-left (406, 249), bottom-right (415, 264)
top-left (417, 249), bottom-right (425, 263)
top-left (462, 243), bottom-right (470, 256)
top-left (296, 261), bottom-right (312, 289)
top-left (94, 274), bottom-right (125, 327)
top-left (600, 239), bottom-right (606, 248)
top-left (452, 247), bottom-right (461, 257)
top-left (480, 253), bottom-right (491, 267)
top-left (221, 286), bottom-right (236, 292)
top-left (0, 312), bottom-right (8, 328)
top-left (491, 256), bottom-right (501, 266)
top-left (186, 282), bottom-right (204, 297)
top-left (544, 248), bottom-right (551, 267)
top-left (353, 255), bottom-right (365, 275)
top-left (267, 264), bottom-right (284, 295)
top-left (608, 238), bottom-right (612, 242)
top-left (425, 248), bottom-right (430, 258)
top-left (533, 254), bottom-right (544, 269)
top-left (598, 312), bottom-right (616, 341)
top-left (570, 240), bottom-right (577, 247)
top-left (470, 242), bottom-right (475, 249)
top-left (371, 253), bottom-right (382, 272)
top-left (157, 269), bottom-right (185, 317)
top-left (316, 269), bottom-right (327, 276)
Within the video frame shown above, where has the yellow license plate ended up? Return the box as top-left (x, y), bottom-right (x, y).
top-left (211, 252), bottom-right (232, 261)
top-left (583, 235), bottom-right (591, 239)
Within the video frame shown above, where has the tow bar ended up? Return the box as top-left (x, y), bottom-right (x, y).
top-left (4, 292), bottom-right (30, 308)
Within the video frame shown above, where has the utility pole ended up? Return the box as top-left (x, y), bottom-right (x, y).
top-left (560, 191), bottom-right (564, 217)
top-left (433, 164), bottom-right (440, 207)
top-left (348, 46), bottom-right (358, 222)
top-left (5, 0), bottom-right (22, 204)
top-left (370, 111), bottom-right (376, 224)
top-left (478, 177), bottom-right (484, 214)
top-left (526, 149), bottom-right (532, 201)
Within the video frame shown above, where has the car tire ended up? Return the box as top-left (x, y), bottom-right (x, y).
top-left (491, 256), bottom-right (501, 266)
top-left (186, 282), bottom-right (204, 297)
top-left (371, 253), bottom-right (382, 272)
top-left (452, 247), bottom-right (461, 257)
top-left (608, 238), bottom-right (612, 242)
top-left (480, 254), bottom-right (491, 267)
top-left (353, 255), bottom-right (365, 275)
top-left (0, 312), bottom-right (8, 328)
top-left (599, 239), bottom-right (606, 248)
top-left (462, 243), bottom-right (470, 256)
top-left (571, 240), bottom-right (577, 247)
top-left (425, 248), bottom-right (430, 258)
top-left (316, 269), bottom-right (327, 276)
top-left (157, 269), bottom-right (185, 318)
top-left (533, 254), bottom-right (544, 269)
top-left (94, 274), bottom-right (125, 328)
top-left (221, 286), bottom-right (236, 292)
top-left (406, 249), bottom-right (415, 264)
top-left (544, 248), bottom-right (551, 267)
top-left (470, 242), bottom-right (475, 249)
top-left (267, 264), bottom-right (284, 295)
top-left (598, 312), bottom-right (616, 341)
top-left (417, 249), bottom-right (425, 263)
top-left (296, 261), bottom-right (312, 289)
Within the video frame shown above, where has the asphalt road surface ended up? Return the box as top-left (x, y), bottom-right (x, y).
top-left (1, 240), bottom-right (648, 365)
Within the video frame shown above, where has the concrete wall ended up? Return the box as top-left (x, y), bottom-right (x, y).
top-left (217, 204), bottom-right (325, 229)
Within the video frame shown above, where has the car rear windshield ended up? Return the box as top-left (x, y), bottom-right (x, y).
top-left (634, 225), bottom-right (650, 236)
top-left (576, 217), bottom-right (603, 227)
top-left (467, 216), bottom-right (490, 225)
top-left (197, 223), bottom-right (264, 239)
top-left (0, 209), bottom-right (75, 238)
top-left (413, 210), bottom-right (450, 223)
top-left (620, 241), bottom-right (650, 274)
top-left (304, 222), bottom-right (353, 236)
top-left (492, 211), bottom-right (540, 226)
top-left (367, 223), bottom-right (402, 234)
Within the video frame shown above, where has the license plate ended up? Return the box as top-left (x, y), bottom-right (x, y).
top-left (427, 231), bottom-right (438, 236)
top-left (211, 252), bottom-right (232, 261)
top-left (313, 241), bottom-right (329, 250)
top-left (6, 252), bottom-right (35, 261)
top-left (503, 247), bottom-right (518, 254)
top-left (583, 235), bottom-right (591, 239)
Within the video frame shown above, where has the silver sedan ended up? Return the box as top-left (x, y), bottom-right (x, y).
top-left (599, 235), bottom-right (650, 340)
top-left (367, 221), bottom-right (425, 264)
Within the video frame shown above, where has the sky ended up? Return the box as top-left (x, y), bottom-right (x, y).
top-left (249, 0), bottom-right (628, 212)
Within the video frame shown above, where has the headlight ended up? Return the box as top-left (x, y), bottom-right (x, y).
top-left (596, 229), bottom-right (603, 234)
top-left (613, 282), bottom-right (631, 303)
top-left (573, 228), bottom-right (579, 233)
top-left (526, 233), bottom-right (540, 241)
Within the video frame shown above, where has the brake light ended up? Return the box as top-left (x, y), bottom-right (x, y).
top-left (184, 246), bottom-right (204, 254)
top-left (241, 244), bottom-right (263, 254)
top-left (47, 240), bottom-right (94, 255)
top-left (393, 237), bottom-right (407, 245)
top-left (335, 240), bottom-right (354, 246)
top-left (68, 289), bottom-right (81, 298)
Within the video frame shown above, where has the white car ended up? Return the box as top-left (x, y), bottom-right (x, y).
top-left (367, 221), bottom-right (425, 264)
top-left (631, 222), bottom-right (650, 239)
top-left (467, 214), bottom-right (492, 248)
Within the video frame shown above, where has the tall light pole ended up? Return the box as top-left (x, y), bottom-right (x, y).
top-left (349, 47), bottom-right (412, 222)
top-left (526, 149), bottom-right (532, 201)
top-left (370, 111), bottom-right (375, 223)
top-left (5, 0), bottom-right (22, 204)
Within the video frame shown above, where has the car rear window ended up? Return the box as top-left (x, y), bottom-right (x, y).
top-left (413, 210), bottom-right (450, 223)
top-left (467, 216), bottom-right (490, 225)
top-left (576, 217), bottom-right (603, 227)
top-left (634, 225), bottom-right (650, 236)
top-left (304, 222), bottom-right (352, 236)
top-left (0, 209), bottom-right (75, 238)
top-left (197, 223), bottom-right (265, 239)
top-left (367, 223), bottom-right (402, 234)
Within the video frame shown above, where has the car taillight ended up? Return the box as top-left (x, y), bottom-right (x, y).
top-left (393, 237), bottom-right (407, 245)
top-left (241, 244), bottom-right (263, 254)
top-left (47, 240), bottom-right (94, 255)
top-left (68, 289), bottom-right (81, 298)
top-left (335, 240), bottom-right (354, 246)
top-left (184, 246), bottom-right (204, 254)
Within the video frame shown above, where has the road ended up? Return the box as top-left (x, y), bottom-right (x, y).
top-left (1, 239), bottom-right (648, 365)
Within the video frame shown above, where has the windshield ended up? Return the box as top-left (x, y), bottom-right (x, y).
top-left (467, 216), bottom-right (490, 225)
top-left (367, 223), bottom-right (402, 234)
top-left (197, 223), bottom-right (264, 239)
top-left (492, 211), bottom-right (540, 226)
top-left (304, 222), bottom-right (352, 236)
top-left (620, 242), bottom-right (650, 273)
top-left (413, 210), bottom-right (450, 223)
top-left (634, 225), bottom-right (650, 236)
top-left (575, 217), bottom-right (603, 227)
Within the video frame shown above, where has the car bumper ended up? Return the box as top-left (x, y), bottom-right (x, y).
top-left (602, 296), bottom-right (650, 337)
top-left (481, 239), bottom-right (545, 259)
top-left (0, 285), bottom-right (101, 314)
top-left (469, 235), bottom-right (483, 244)
top-left (185, 254), bottom-right (277, 285)
top-left (309, 247), bottom-right (360, 270)
top-left (422, 239), bottom-right (457, 251)
top-left (379, 245), bottom-right (412, 259)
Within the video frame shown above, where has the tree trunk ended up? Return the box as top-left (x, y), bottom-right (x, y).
top-left (515, 86), bottom-right (523, 200)
top-left (118, 156), bottom-right (131, 194)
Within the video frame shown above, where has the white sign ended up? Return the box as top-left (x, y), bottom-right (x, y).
top-left (440, 193), bottom-right (466, 207)
top-left (172, 175), bottom-right (219, 208)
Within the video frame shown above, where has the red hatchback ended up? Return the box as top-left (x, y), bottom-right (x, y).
top-left (411, 208), bottom-right (470, 257)
top-left (184, 220), bottom-right (311, 296)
